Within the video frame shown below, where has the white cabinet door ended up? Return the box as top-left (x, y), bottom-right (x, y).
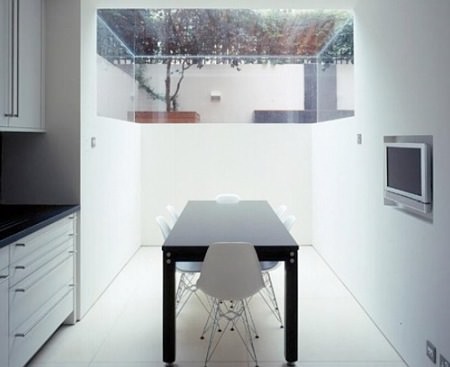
top-left (1, 0), bottom-right (44, 131)
top-left (8, 214), bottom-right (76, 367)
top-left (0, 246), bottom-right (9, 367)
top-left (0, 276), bottom-right (8, 367)
top-left (0, 0), bottom-right (9, 127)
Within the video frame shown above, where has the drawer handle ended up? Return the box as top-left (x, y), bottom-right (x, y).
top-left (13, 254), bottom-right (72, 294)
top-left (15, 243), bottom-right (26, 247)
top-left (5, 0), bottom-right (20, 118)
top-left (0, 275), bottom-right (8, 280)
top-left (69, 250), bottom-right (77, 254)
top-left (15, 282), bottom-right (72, 294)
top-left (15, 265), bottom-right (26, 270)
top-left (14, 288), bottom-right (73, 338)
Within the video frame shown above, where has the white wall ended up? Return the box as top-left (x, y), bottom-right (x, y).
top-left (141, 123), bottom-right (312, 246)
top-left (97, 56), bottom-right (136, 121)
top-left (135, 63), bottom-right (354, 123)
top-left (137, 64), bottom-right (304, 123)
top-left (312, 1), bottom-right (450, 367)
top-left (80, 0), bottom-right (142, 317)
top-left (336, 64), bottom-right (354, 110)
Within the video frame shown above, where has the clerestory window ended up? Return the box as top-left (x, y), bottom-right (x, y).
top-left (97, 9), bottom-right (354, 124)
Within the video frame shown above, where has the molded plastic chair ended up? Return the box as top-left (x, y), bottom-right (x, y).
top-left (274, 204), bottom-right (288, 221)
top-left (215, 193), bottom-right (241, 204)
top-left (197, 242), bottom-right (264, 367)
top-left (156, 216), bottom-right (171, 239)
top-left (166, 204), bottom-right (180, 226)
top-left (156, 215), bottom-right (205, 317)
top-left (283, 215), bottom-right (296, 232)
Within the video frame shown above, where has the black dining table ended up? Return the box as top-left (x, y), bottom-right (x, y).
top-left (162, 200), bottom-right (299, 365)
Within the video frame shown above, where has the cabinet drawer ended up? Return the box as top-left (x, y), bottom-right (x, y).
top-left (9, 236), bottom-right (73, 287)
top-left (10, 216), bottom-right (74, 265)
top-left (10, 253), bottom-right (73, 332)
top-left (9, 288), bottom-right (73, 367)
top-left (0, 246), bottom-right (8, 271)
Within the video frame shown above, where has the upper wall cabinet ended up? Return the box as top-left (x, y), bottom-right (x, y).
top-left (0, 0), bottom-right (44, 132)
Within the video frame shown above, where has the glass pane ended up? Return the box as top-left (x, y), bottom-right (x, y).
top-left (97, 14), bottom-right (136, 121)
top-left (317, 16), bottom-right (354, 122)
top-left (96, 9), bottom-right (354, 124)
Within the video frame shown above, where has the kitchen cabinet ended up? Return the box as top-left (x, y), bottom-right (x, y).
top-left (0, 246), bottom-right (9, 367)
top-left (1, 0), bottom-right (44, 131)
top-left (8, 214), bottom-right (76, 367)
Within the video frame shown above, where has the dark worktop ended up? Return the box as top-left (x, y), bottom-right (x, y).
top-left (0, 204), bottom-right (80, 248)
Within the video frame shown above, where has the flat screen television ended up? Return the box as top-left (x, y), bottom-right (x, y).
top-left (384, 142), bottom-right (432, 212)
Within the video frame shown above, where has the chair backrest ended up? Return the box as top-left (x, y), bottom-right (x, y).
top-left (274, 204), bottom-right (287, 220)
top-left (215, 193), bottom-right (241, 204)
top-left (283, 215), bottom-right (296, 232)
top-left (197, 242), bottom-right (264, 300)
top-left (156, 215), bottom-right (171, 240)
top-left (166, 205), bottom-right (180, 224)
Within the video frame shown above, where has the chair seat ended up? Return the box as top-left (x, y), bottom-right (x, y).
top-left (176, 261), bottom-right (202, 273)
top-left (260, 261), bottom-right (279, 271)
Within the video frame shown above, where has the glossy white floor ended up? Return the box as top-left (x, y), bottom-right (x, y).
top-left (27, 246), bottom-right (407, 367)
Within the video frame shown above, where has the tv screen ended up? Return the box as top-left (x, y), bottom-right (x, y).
top-left (386, 146), bottom-right (422, 195)
top-left (384, 142), bottom-right (431, 205)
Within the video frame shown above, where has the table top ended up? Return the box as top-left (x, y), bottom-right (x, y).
top-left (163, 200), bottom-right (298, 249)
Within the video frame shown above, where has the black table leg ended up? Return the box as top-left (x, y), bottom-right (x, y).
top-left (163, 251), bottom-right (176, 364)
top-left (285, 251), bottom-right (298, 364)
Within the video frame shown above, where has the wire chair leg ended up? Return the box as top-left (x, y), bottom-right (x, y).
top-left (204, 300), bottom-right (228, 367)
top-left (259, 271), bottom-right (284, 328)
top-left (176, 273), bottom-right (211, 318)
top-left (238, 300), bottom-right (259, 366)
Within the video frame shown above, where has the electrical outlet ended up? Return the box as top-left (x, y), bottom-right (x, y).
top-left (357, 133), bottom-right (362, 145)
top-left (440, 354), bottom-right (450, 367)
top-left (427, 340), bottom-right (437, 364)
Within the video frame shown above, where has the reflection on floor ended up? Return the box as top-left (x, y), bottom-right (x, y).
top-left (28, 246), bottom-right (407, 367)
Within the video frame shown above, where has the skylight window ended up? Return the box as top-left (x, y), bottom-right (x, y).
top-left (97, 9), bottom-right (354, 123)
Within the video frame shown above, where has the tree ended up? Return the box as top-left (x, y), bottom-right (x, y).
top-left (98, 9), bottom-right (353, 112)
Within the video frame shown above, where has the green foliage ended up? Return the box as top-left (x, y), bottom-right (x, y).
top-left (98, 8), bottom-right (353, 63)
top-left (134, 65), bottom-right (164, 102)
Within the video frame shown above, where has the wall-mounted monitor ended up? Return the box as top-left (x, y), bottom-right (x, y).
top-left (384, 142), bottom-right (432, 213)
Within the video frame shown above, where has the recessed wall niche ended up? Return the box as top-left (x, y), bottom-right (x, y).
top-left (383, 135), bottom-right (433, 221)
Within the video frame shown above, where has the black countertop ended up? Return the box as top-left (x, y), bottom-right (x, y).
top-left (0, 204), bottom-right (80, 249)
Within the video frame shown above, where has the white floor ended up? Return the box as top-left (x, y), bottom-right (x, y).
top-left (27, 246), bottom-right (408, 367)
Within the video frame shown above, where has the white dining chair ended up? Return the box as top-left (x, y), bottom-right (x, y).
top-left (215, 193), bottom-right (241, 204)
top-left (274, 204), bottom-right (288, 220)
top-left (197, 242), bottom-right (264, 367)
top-left (283, 215), bottom-right (296, 232)
top-left (156, 215), bottom-right (171, 239)
top-left (166, 204), bottom-right (180, 226)
top-left (156, 215), bottom-right (205, 317)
